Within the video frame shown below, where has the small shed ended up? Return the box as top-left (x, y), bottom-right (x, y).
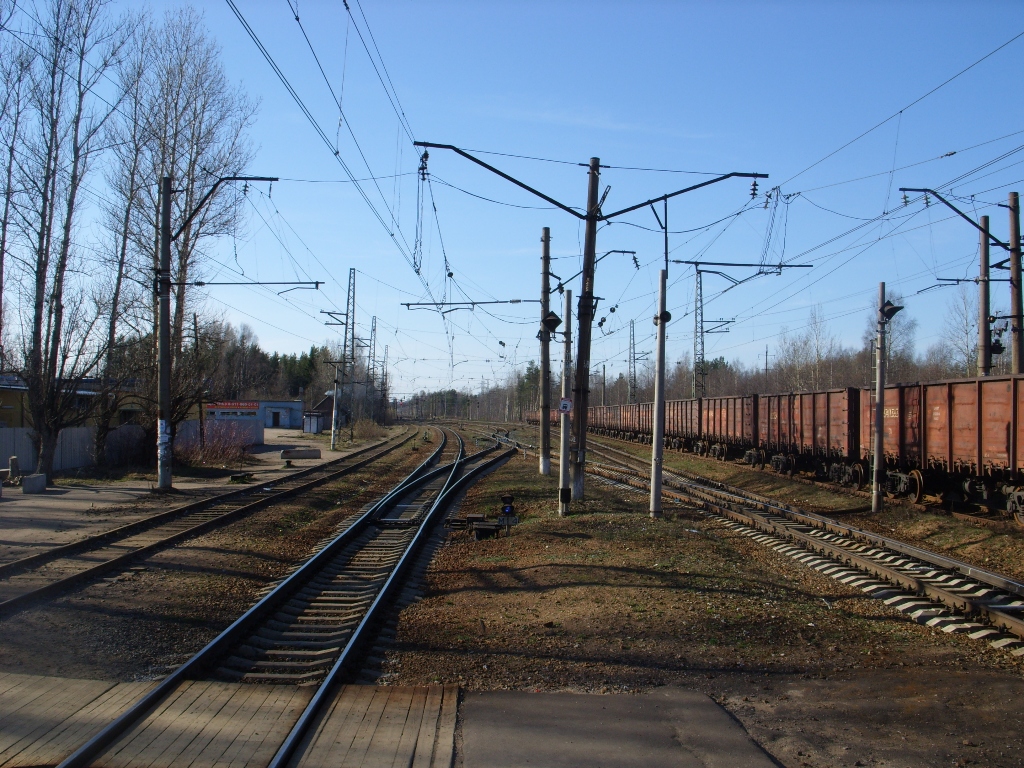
top-left (303, 411), bottom-right (326, 434)
top-left (258, 400), bottom-right (304, 429)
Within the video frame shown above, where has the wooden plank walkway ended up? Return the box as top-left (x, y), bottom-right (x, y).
top-left (294, 684), bottom-right (458, 768)
top-left (0, 672), bottom-right (155, 768)
top-left (0, 673), bottom-right (456, 768)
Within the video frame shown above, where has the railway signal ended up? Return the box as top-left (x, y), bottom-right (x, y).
top-left (871, 284), bottom-right (903, 514)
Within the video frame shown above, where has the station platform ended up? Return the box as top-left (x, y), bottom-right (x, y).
top-left (0, 672), bottom-right (772, 767)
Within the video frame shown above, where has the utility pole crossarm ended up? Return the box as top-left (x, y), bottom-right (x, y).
top-left (413, 142), bottom-right (585, 219)
top-left (600, 172), bottom-right (768, 220)
top-left (172, 175), bottom-right (279, 242)
top-left (899, 187), bottom-right (1010, 250)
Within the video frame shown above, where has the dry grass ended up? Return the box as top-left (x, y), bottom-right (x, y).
top-left (352, 419), bottom-right (387, 439)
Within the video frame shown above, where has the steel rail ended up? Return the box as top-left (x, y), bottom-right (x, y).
top-left (0, 429), bottom-right (411, 580)
top-left (268, 439), bottom-right (513, 768)
top-left (54, 426), bottom-right (450, 768)
top-left (582, 449), bottom-right (1024, 641)
top-left (580, 433), bottom-right (1024, 601)
top-left (0, 430), bottom-right (420, 617)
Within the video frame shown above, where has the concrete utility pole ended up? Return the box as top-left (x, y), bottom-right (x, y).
top-left (1010, 192), bottom-right (1023, 374)
top-left (539, 227), bottom-right (552, 475)
top-left (872, 282), bottom-right (902, 514)
top-left (559, 290), bottom-right (572, 517)
top-left (157, 176), bottom-right (173, 491)
top-left (980, 215), bottom-right (991, 376)
top-left (649, 269), bottom-right (669, 519)
top-left (570, 158), bottom-right (602, 501)
top-left (327, 360), bottom-right (343, 449)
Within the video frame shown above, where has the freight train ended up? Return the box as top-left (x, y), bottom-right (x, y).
top-left (526, 374), bottom-right (1024, 524)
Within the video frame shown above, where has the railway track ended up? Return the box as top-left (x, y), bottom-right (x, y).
top-left (584, 440), bottom-right (1024, 655)
top-left (483, 425), bottom-right (1024, 656)
top-left (54, 426), bottom-right (515, 768)
top-left (0, 428), bottom-right (417, 616)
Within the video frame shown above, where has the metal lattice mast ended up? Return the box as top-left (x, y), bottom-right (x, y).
top-left (628, 320), bottom-right (637, 404)
top-left (692, 269), bottom-right (705, 398)
top-left (346, 268), bottom-right (356, 438)
top-left (380, 345), bottom-right (388, 424)
top-left (367, 316), bottom-right (377, 420)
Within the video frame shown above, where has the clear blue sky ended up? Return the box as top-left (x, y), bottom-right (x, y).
top-left (145, 1), bottom-right (1024, 398)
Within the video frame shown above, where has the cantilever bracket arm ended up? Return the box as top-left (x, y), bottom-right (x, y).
top-left (416, 141), bottom-right (769, 225)
top-left (899, 187), bottom-right (1010, 251)
top-left (172, 175), bottom-right (279, 242)
top-left (600, 172), bottom-right (769, 220)
top-left (413, 142), bottom-right (584, 219)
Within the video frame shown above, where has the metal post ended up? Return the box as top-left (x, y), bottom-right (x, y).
top-left (980, 215), bottom-right (991, 376)
top-left (570, 158), bottom-right (601, 501)
top-left (157, 176), bottom-right (173, 491)
top-left (1010, 192), bottom-right (1023, 374)
top-left (559, 289), bottom-right (572, 516)
top-left (602, 364), bottom-right (606, 406)
top-left (539, 227), bottom-right (551, 475)
top-left (872, 282), bottom-right (887, 514)
top-left (650, 269), bottom-right (668, 519)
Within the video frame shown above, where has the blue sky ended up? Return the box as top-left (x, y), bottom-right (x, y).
top-left (144, 1), bottom-right (1024, 398)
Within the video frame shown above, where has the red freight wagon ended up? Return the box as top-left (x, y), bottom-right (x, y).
top-left (697, 395), bottom-right (756, 459)
top-left (860, 376), bottom-right (1024, 507)
top-left (664, 399), bottom-right (701, 447)
top-left (756, 389), bottom-right (858, 478)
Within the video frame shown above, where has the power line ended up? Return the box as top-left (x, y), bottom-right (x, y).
top-left (782, 27), bottom-right (1024, 186)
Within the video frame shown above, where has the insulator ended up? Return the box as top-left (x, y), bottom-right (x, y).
top-left (750, 179), bottom-right (759, 198)
top-left (902, 192), bottom-right (909, 207)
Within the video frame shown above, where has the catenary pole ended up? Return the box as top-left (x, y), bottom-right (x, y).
top-left (157, 176), bottom-right (173, 491)
top-left (980, 215), bottom-right (991, 376)
top-left (872, 282), bottom-right (887, 514)
top-left (570, 158), bottom-right (601, 500)
top-left (539, 227), bottom-right (551, 475)
top-left (559, 289), bottom-right (572, 517)
top-left (650, 269), bottom-right (668, 518)
top-left (1010, 192), bottom-right (1023, 374)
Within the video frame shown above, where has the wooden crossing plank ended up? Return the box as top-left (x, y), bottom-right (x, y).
top-left (168, 684), bottom-right (262, 768)
top-left (362, 687), bottom-right (414, 768)
top-left (390, 687), bottom-right (428, 768)
top-left (0, 677), bottom-right (111, 758)
top-left (429, 686), bottom-right (458, 768)
top-left (97, 681), bottom-right (208, 768)
top-left (138, 682), bottom-right (239, 768)
top-left (2, 681), bottom-right (154, 768)
top-left (297, 684), bottom-right (377, 768)
top-left (231, 686), bottom-right (311, 768)
top-left (297, 686), bottom-right (452, 768)
top-left (410, 687), bottom-right (444, 768)
top-left (208, 686), bottom-right (278, 768)
top-left (339, 687), bottom-right (393, 768)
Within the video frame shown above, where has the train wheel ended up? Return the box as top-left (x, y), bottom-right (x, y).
top-left (787, 454), bottom-right (798, 477)
top-left (850, 463), bottom-right (865, 490)
top-left (909, 469), bottom-right (925, 504)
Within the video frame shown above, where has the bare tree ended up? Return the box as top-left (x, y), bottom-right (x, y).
top-left (941, 283), bottom-right (978, 378)
top-left (0, 8), bottom-right (31, 370)
top-left (92, 13), bottom-right (153, 464)
top-left (134, 5), bottom-right (258, 437)
top-left (15, 0), bottom-right (128, 480)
